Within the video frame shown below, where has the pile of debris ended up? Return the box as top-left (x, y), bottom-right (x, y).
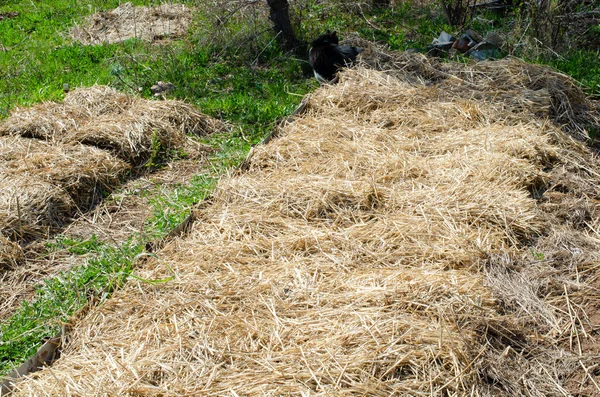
top-left (428, 29), bottom-right (504, 60)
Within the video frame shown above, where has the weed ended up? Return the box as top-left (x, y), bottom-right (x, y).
top-left (530, 248), bottom-right (545, 261)
top-left (46, 235), bottom-right (104, 255)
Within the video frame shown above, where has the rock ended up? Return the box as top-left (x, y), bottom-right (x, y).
top-left (485, 32), bottom-right (505, 48)
top-left (150, 81), bottom-right (175, 97)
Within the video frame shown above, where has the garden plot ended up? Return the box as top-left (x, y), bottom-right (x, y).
top-left (70, 2), bottom-right (193, 45)
top-left (0, 86), bottom-right (223, 320)
top-left (9, 57), bottom-right (600, 395)
top-left (1, 85), bottom-right (219, 166)
top-left (0, 85), bottom-right (221, 249)
top-left (0, 135), bottom-right (129, 245)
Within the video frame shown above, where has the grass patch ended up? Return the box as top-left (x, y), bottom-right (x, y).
top-left (144, 172), bottom-right (218, 239)
top-left (0, 0), bottom-right (145, 115)
top-left (0, 238), bottom-right (143, 376)
top-left (549, 49), bottom-right (600, 99)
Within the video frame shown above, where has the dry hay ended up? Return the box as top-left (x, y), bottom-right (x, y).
top-left (0, 236), bottom-right (23, 270)
top-left (0, 87), bottom-right (222, 317)
top-left (0, 135), bottom-right (129, 242)
top-left (0, 85), bottom-right (224, 166)
top-left (9, 64), bottom-right (600, 395)
top-left (0, 241), bottom-right (80, 322)
top-left (63, 139), bottom-right (214, 245)
top-left (0, 141), bottom-right (213, 324)
top-left (343, 35), bottom-right (600, 141)
top-left (70, 2), bottom-right (193, 45)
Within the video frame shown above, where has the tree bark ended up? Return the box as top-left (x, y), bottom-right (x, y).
top-left (266, 0), bottom-right (299, 52)
top-left (372, 0), bottom-right (391, 9)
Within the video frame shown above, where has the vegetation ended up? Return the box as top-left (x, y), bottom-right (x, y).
top-left (0, 238), bottom-right (143, 375)
top-left (0, 0), bottom-right (598, 379)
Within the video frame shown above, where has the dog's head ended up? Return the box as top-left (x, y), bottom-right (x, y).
top-left (311, 31), bottom-right (339, 48)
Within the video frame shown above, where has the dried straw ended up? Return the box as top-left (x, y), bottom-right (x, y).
top-left (0, 235), bottom-right (23, 270)
top-left (70, 2), bottom-right (193, 45)
top-left (0, 135), bottom-right (129, 241)
top-left (0, 86), bottom-right (223, 166)
top-left (11, 66), bottom-right (600, 395)
top-left (345, 38), bottom-right (599, 140)
top-left (0, 85), bottom-right (224, 280)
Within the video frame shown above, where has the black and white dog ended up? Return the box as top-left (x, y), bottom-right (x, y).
top-left (309, 31), bottom-right (362, 84)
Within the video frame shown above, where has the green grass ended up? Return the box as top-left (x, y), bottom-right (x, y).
top-left (144, 172), bottom-right (218, 239)
top-left (0, 0), bottom-right (315, 118)
top-left (0, 0), bottom-right (139, 114)
top-left (0, 238), bottom-right (143, 376)
top-left (549, 50), bottom-right (600, 99)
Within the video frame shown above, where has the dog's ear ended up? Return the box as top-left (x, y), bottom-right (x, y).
top-left (330, 31), bottom-right (339, 44)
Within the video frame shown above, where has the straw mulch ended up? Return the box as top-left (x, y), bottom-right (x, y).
top-left (0, 135), bottom-right (129, 243)
top-left (63, 139), bottom-right (215, 245)
top-left (0, 236), bottom-right (23, 270)
top-left (0, 86), bottom-right (222, 166)
top-left (10, 62), bottom-right (600, 395)
top-left (0, 85), bottom-right (224, 250)
top-left (70, 2), bottom-right (193, 45)
top-left (344, 35), bottom-right (600, 142)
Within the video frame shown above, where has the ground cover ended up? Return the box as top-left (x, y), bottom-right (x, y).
top-left (0, 0), bottom-right (312, 378)
top-left (0, 0), bottom-right (599, 393)
top-left (10, 59), bottom-right (600, 395)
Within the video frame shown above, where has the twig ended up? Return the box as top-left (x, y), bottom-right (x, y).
top-left (579, 360), bottom-right (600, 394)
top-left (113, 71), bottom-right (138, 93)
top-left (433, 347), bottom-right (486, 394)
top-left (512, 19), bottom-right (532, 56)
top-left (564, 284), bottom-right (582, 356)
top-left (253, 28), bottom-right (281, 65)
top-left (533, 37), bottom-right (566, 61)
top-left (16, 196), bottom-right (23, 242)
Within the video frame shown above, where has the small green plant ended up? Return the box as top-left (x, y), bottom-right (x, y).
top-left (144, 131), bottom-right (166, 169)
top-left (530, 248), bottom-right (545, 261)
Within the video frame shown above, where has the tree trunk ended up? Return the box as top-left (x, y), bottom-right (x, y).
top-left (372, 0), bottom-right (391, 9)
top-left (266, 0), bottom-right (299, 52)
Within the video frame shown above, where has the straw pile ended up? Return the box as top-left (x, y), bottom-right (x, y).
top-left (10, 63), bottom-right (600, 395)
top-left (0, 135), bottom-right (129, 242)
top-left (0, 86), bottom-right (224, 250)
top-left (70, 2), bottom-right (193, 45)
top-left (0, 86), bottom-right (221, 166)
top-left (344, 35), bottom-right (600, 141)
